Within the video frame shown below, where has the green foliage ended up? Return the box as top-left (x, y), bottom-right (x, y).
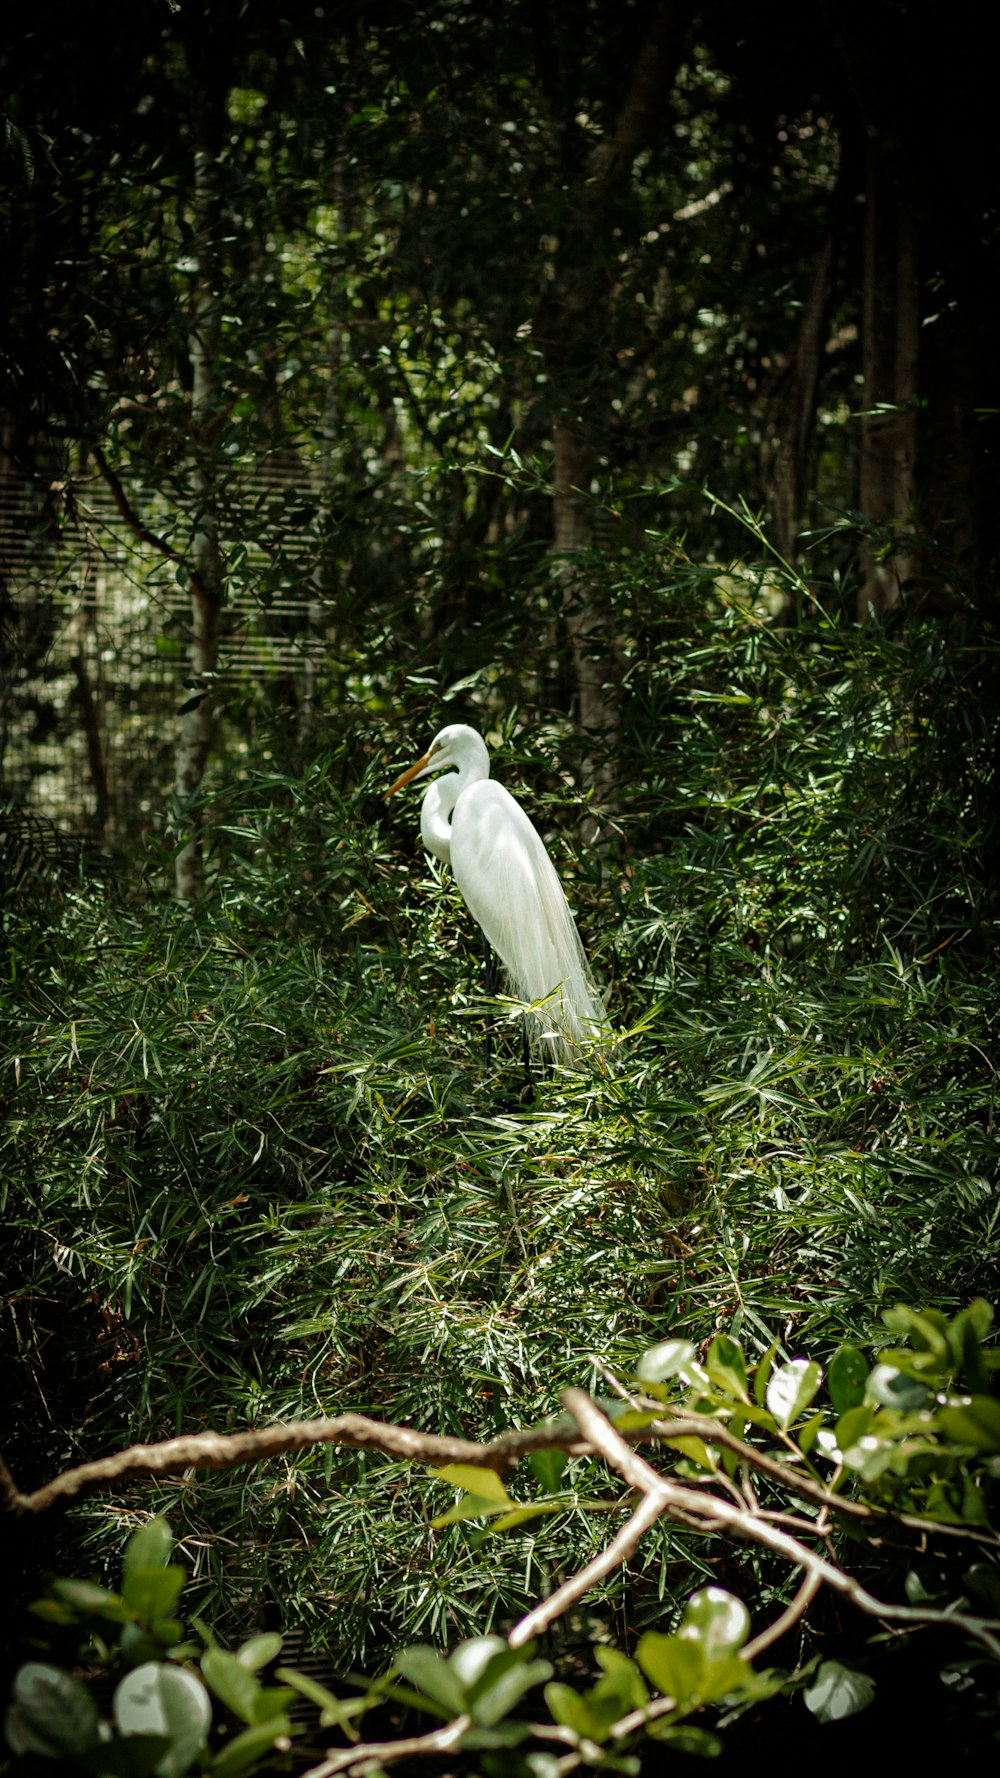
top-left (5, 1518), bottom-right (296, 1776)
top-left (3, 535), bottom-right (999, 1763)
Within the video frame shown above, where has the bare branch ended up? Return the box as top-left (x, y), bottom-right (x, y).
top-left (299, 1714), bottom-right (471, 1778)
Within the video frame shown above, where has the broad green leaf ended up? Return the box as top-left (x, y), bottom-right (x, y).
top-left (123, 1518), bottom-right (174, 1574)
top-left (6, 1663), bottom-right (101, 1759)
top-left (594, 1646), bottom-right (649, 1712)
top-left (123, 1565), bottom-right (186, 1626)
top-left (720, 1411), bottom-right (745, 1478)
top-left (637, 1632), bottom-right (749, 1709)
top-left (936, 1396), bottom-right (1000, 1452)
top-left (662, 1435), bottom-right (717, 1471)
top-left (210, 1715), bottom-right (295, 1778)
top-left (449, 1635), bottom-right (509, 1691)
top-left (432, 1492), bottom-right (514, 1527)
top-left (706, 1333), bottom-right (749, 1402)
top-left (394, 1647), bottom-right (467, 1716)
top-left (527, 1448), bottom-right (567, 1492)
top-left (835, 1402), bottom-right (875, 1448)
top-left (636, 1339), bottom-right (697, 1383)
top-left (545, 1681), bottom-right (607, 1741)
top-left (950, 1309), bottom-right (989, 1392)
top-left (766, 1358), bottom-right (821, 1428)
top-left (49, 1577), bottom-right (132, 1622)
top-left (236, 1632), bottom-right (283, 1671)
top-left (114, 1663), bottom-right (212, 1777)
top-left (648, 1721), bottom-right (724, 1754)
top-left (488, 1503), bottom-right (562, 1532)
top-left (962, 1563), bottom-right (1000, 1612)
top-left (450, 1640), bottom-right (552, 1727)
top-left (840, 1434), bottom-right (896, 1481)
top-left (803, 1659), bottom-right (875, 1721)
top-left (431, 1465), bottom-right (513, 1506)
top-left (635, 1633), bottom-right (703, 1705)
top-left (677, 1588), bottom-right (750, 1659)
top-left (867, 1364), bottom-right (928, 1411)
top-left (828, 1344), bottom-right (868, 1414)
top-left (883, 1305), bottom-right (949, 1357)
top-left (201, 1647), bottom-right (261, 1723)
top-left (796, 1408), bottom-right (826, 1455)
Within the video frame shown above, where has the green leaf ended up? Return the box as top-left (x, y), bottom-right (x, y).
top-left (123, 1518), bottom-right (174, 1573)
top-left (636, 1339), bottom-right (697, 1383)
top-left (201, 1647), bottom-right (261, 1724)
top-left (113, 1663), bottom-right (212, 1777)
top-left (828, 1344), bottom-right (868, 1414)
top-left (122, 1565), bottom-right (186, 1626)
top-left (455, 1641), bottom-right (552, 1728)
top-left (803, 1660), bottom-right (876, 1722)
top-left (835, 1402), bottom-right (875, 1448)
top-left (594, 1646), bottom-right (649, 1712)
top-left (635, 1633), bottom-right (703, 1706)
top-left (6, 1663), bottom-right (101, 1759)
top-left (394, 1647), bottom-right (467, 1716)
top-left (650, 1722), bottom-right (724, 1755)
top-left (766, 1358), bottom-right (822, 1428)
top-left (706, 1334), bottom-right (750, 1403)
top-left (49, 1577), bottom-right (132, 1622)
top-left (236, 1633), bottom-right (283, 1672)
top-left (527, 1448), bottom-right (567, 1492)
top-left (488, 1503), bottom-right (562, 1532)
top-left (753, 1340), bottom-right (778, 1408)
top-left (431, 1465), bottom-right (514, 1506)
top-left (796, 1408), bottom-right (826, 1456)
top-left (432, 1492), bottom-right (516, 1527)
top-left (677, 1588), bottom-right (750, 1658)
top-left (662, 1434), bottom-right (717, 1471)
top-left (544, 1681), bottom-right (605, 1740)
top-left (275, 1667), bottom-right (368, 1735)
top-left (209, 1716), bottom-right (295, 1778)
top-left (637, 1633), bottom-right (749, 1709)
top-left (867, 1364), bottom-right (929, 1411)
top-left (883, 1305), bottom-right (950, 1356)
top-left (936, 1396), bottom-right (1000, 1451)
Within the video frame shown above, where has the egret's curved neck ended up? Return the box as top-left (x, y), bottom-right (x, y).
top-left (419, 734), bottom-right (490, 864)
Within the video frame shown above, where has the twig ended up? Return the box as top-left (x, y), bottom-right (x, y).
top-left (298, 1713), bottom-right (471, 1777)
top-left (0, 1416), bottom-right (584, 1515)
top-left (90, 446), bottom-right (211, 609)
top-left (550, 1391), bottom-right (1000, 1662)
top-left (743, 1567), bottom-right (823, 1661)
top-left (508, 1487), bottom-right (667, 1648)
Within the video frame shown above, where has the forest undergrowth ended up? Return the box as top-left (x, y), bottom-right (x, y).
top-left (3, 549), bottom-right (999, 1766)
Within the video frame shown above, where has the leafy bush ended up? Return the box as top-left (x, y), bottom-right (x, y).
top-left (3, 538), bottom-right (999, 1761)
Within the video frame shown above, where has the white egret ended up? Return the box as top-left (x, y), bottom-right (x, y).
top-left (386, 723), bottom-right (606, 1063)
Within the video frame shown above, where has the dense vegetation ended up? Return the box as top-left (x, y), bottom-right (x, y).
top-left (2, 2), bottom-right (999, 1771)
top-left (5, 539), bottom-right (1000, 1766)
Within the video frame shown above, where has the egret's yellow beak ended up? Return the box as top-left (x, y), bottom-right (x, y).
top-left (385, 750), bottom-right (432, 800)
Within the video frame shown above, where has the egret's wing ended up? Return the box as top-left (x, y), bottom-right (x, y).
top-left (449, 781), bottom-right (604, 1058)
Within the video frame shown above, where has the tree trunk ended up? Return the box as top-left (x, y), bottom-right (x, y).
top-left (857, 152), bottom-right (920, 619)
top-left (537, 3), bottom-right (691, 777)
top-left (173, 147), bottom-right (224, 899)
top-left (770, 231), bottom-right (835, 569)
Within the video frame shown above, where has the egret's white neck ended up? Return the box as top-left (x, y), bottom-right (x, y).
top-left (418, 729), bottom-right (490, 863)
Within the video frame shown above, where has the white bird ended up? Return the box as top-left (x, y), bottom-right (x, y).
top-left (386, 723), bottom-right (606, 1063)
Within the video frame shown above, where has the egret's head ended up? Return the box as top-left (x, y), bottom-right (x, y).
top-left (385, 724), bottom-right (488, 799)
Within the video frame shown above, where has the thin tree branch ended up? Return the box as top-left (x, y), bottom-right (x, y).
top-left (299, 1714), bottom-right (471, 1778)
top-left (552, 1390), bottom-right (1000, 1662)
top-left (90, 446), bottom-right (211, 610)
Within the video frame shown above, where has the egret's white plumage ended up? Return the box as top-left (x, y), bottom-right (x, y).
top-left (387, 723), bottom-right (605, 1063)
